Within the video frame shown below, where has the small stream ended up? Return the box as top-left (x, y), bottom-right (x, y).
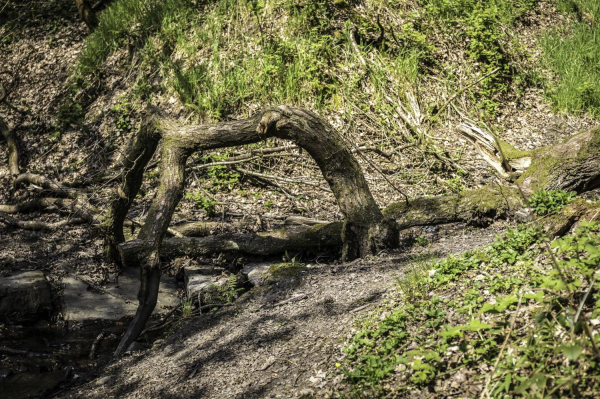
top-left (0, 320), bottom-right (129, 399)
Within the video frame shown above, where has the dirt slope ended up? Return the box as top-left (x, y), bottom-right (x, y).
top-left (59, 223), bottom-right (507, 399)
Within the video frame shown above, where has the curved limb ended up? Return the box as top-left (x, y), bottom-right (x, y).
top-left (114, 106), bottom-right (399, 354)
top-left (114, 144), bottom-right (187, 356)
top-left (101, 124), bottom-right (160, 264)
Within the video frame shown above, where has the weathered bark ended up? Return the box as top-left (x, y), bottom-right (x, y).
top-left (14, 173), bottom-right (82, 198)
top-left (157, 105), bottom-right (398, 259)
top-left (1, 117), bottom-right (19, 181)
top-left (458, 123), bottom-right (600, 194)
top-left (100, 123), bottom-right (161, 264)
top-left (517, 127), bottom-right (600, 194)
top-left (385, 127), bottom-right (600, 229)
top-left (0, 197), bottom-right (98, 224)
top-left (0, 211), bottom-right (86, 230)
top-left (76, 0), bottom-right (98, 29)
top-left (537, 199), bottom-right (600, 238)
top-left (113, 143), bottom-right (187, 355)
top-left (111, 106), bottom-right (399, 354)
top-left (383, 186), bottom-right (525, 228)
top-left (120, 222), bottom-right (343, 261)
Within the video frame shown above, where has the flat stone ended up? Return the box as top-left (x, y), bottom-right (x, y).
top-left (242, 262), bottom-right (272, 287)
top-left (184, 266), bottom-right (227, 295)
top-left (61, 268), bottom-right (180, 322)
top-left (0, 271), bottom-right (52, 321)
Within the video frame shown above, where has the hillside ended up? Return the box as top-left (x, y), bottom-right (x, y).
top-left (1, 0), bottom-right (600, 397)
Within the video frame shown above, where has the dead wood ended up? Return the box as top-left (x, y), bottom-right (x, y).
top-left (0, 211), bottom-right (86, 230)
top-left (0, 197), bottom-right (98, 223)
top-left (1, 117), bottom-right (19, 181)
top-left (14, 173), bottom-right (83, 199)
top-left (457, 124), bottom-right (600, 194)
top-left (382, 126), bottom-right (600, 230)
top-left (119, 222), bottom-right (343, 262)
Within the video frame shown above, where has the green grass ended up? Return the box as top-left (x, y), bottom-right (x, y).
top-left (64, 0), bottom-right (599, 198)
top-left (342, 220), bottom-right (600, 397)
top-left (542, 0), bottom-right (600, 117)
top-left (72, 0), bottom-right (544, 123)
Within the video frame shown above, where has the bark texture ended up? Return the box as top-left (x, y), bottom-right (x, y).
top-left (386, 127), bottom-right (600, 230)
top-left (517, 127), bottom-right (600, 194)
top-left (120, 222), bottom-right (343, 261)
top-left (100, 122), bottom-right (161, 264)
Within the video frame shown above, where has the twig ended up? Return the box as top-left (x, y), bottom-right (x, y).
top-left (343, 136), bottom-right (410, 205)
top-left (72, 274), bottom-right (133, 304)
top-left (139, 306), bottom-right (180, 336)
top-left (544, 241), bottom-right (572, 295)
top-left (433, 67), bottom-right (501, 119)
top-left (272, 294), bottom-right (308, 307)
top-left (544, 241), bottom-right (600, 359)
top-left (575, 276), bottom-right (596, 323)
top-left (235, 168), bottom-right (332, 192)
top-left (350, 26), bottom-right (367, 67)
top-left (376, 14), bottom-right (385, 44)
top-left (89, 332), bottom-right (105, 360)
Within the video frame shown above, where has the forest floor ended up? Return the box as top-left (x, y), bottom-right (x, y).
top-left (1, 0), bottom-right (600, 398)
top-left (57, 222), bottom-right (509, 399)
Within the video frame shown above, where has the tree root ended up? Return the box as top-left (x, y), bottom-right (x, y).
top-left (0, 211), bottom-right (86, 231)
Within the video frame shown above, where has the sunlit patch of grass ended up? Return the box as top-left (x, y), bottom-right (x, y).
top-left (541, 0), bottom-right (600, 117)
top-left (341, 221), bottom-right (600, 397)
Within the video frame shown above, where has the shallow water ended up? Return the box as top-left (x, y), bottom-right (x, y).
top-left (0, 320), bottom-right (128, 399)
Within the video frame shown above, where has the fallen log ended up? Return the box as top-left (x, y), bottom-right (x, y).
top-left (119, 222), bottom-right (343, 262)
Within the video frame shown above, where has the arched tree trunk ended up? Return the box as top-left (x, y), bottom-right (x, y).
top-left (111, 106), bottom-right (399, 355)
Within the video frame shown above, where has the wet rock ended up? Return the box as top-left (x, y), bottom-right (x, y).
top-left (242, 262), bottom-right (272, 287)
top-left (184, 265), bottom-right (228, 295)
top-left (0, 271), bottom-right (52, 321)
top-left (61, 268), bottom-right (179, 322)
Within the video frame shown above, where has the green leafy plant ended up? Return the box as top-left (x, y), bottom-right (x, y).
top-left (528, 189), bottom-right (576, 216)
top-left (225, 273), bottom-right (243, 303)
top-left (185, 192), bottom-right (218, 217)
top-left (112, 101), bottom-right (132, 136)
top-left (181, 294), bottom-right (194, 318)
top-left (341, 221), bottom-right (600, 397)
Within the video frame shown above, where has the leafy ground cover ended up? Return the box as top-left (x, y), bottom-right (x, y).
top-left (341, 196), bottom-right (600, 397)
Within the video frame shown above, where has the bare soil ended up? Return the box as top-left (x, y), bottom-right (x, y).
top-left (57, 222), bottom-right (509, 399)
